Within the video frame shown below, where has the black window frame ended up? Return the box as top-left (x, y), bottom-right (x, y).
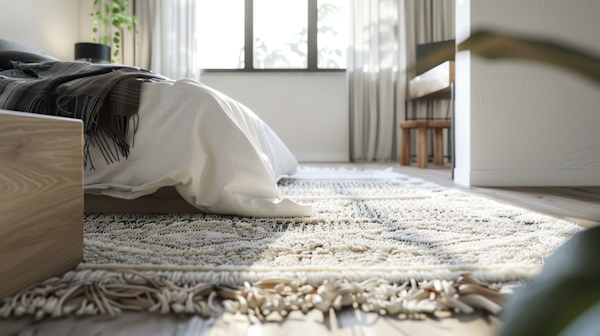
top-left (201, 0), bottom-right (346, 73)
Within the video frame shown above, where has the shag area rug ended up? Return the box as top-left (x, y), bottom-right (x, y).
top-left (1, 167), bottom-right (583, 320)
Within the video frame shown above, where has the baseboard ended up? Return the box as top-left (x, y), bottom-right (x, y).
top-left (453, 167), bottom-right (471, 187)
top-left (294, 151), bottom-right (349, 162)
top-left (468, 169), bottom-right (600, 187)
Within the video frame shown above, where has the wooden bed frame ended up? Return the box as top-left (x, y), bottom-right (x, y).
top-left (85, 194), bottom-right (203, 213)
top-left (0, 110), bottom-right (83, 299)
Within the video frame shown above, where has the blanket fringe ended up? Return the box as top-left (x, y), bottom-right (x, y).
top-left (0, 270), bottom-right (521, 320)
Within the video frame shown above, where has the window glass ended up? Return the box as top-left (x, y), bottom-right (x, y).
top-left (197, 0), bottom-right (245, 69)
top-left (254, 0), bottom-right (308, 69)
top-left (317, 0), bottom-right (347, 69)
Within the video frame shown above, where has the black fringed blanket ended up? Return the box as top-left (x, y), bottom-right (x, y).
top-left (0, 61), bottom-right (165, 168)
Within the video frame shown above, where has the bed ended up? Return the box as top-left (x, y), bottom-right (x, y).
top-left (0, 39), bottom-right (311, 218)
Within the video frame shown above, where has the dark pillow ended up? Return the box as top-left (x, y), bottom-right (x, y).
top-left (0, 50), bottom-right (59, 70)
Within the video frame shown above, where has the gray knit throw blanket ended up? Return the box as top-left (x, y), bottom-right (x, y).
top-left (0, 61), bottom-right (166, 168)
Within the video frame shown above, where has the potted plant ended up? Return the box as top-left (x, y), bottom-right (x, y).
top-left (88, 0), bottom-right (140, 64)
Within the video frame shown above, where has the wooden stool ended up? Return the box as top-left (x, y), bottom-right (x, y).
top-left (400, 120), bottom-right (451, 168)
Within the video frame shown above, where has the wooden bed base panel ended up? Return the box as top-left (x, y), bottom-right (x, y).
top-left (85, 195), bottom-right (204, 213)
top-left (0, 110), bottom-right (83, 300)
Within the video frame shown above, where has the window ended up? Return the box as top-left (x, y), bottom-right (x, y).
top-left (197, 0), bottom-right (347, 71)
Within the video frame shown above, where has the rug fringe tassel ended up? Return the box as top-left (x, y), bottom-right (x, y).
top-left (0, 270), bottom-right (522, 320)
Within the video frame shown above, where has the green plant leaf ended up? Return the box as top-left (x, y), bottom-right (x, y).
top-left (105, 4), bottom-right (110, 15)
top-left (115, 31), bottom-right (120, 37)
top-left (458, 30), bottom-right (600, 87)
top-left (103, 35), bottom-right (109, 46)
top-left (93, 0), bottom-right (98, 6)
top-left (115, 13), bottom-right (129, 22)
top-left (114, 37), bottom-right (120, 44)
top-left (127, 26), bottom-right (132, 31)
top-left (132, 15), bottom-right (140, 24)
top-left (499, 227), bottom-right (600, 336)
top-left (114, 50), bottom-right (119, 57)
top-left (92, 27), bottom-right (98, 33)
top-left (89, 13), bottom-right (94, 17)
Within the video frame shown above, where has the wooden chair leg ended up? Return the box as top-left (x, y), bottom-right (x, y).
top-left (400, 128), bottom-right (411, 166)
top-left (417, 127), bottom-right (428, 168)
top-left (434, 128), bottom-right (444, 165)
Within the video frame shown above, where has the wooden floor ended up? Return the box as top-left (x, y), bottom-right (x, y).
top-left (381, 163), bottom-right (600, 229)
top-left (1, 162), bottom-right (598, 336)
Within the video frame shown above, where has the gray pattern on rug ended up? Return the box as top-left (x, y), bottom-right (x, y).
top-left (83, 168), bottom-right (582, 282)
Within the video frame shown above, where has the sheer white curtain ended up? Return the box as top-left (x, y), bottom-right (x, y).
top-left (348, 0), bottom-right (454, 162)
top-left (406, 0), bottom-right (455, 119)
top-left (134, 0), bottom-right (200, 81)
top-left (348, 0), bottom-right (407, 162)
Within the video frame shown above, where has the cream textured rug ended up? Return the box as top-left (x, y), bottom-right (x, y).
top-left (1, 167), bottom-right (583, 320)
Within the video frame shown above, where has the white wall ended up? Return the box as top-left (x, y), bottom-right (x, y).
top-left (0, 0), bottom-right (80, 61)
top-left (201, 73), bottom-right (349, 162)
top-left (454, 0), bottom-right (471, 185)
top-left (79, 0), bottom-right (95, 43)
top-left (455, 0), bottom-right (600, 186)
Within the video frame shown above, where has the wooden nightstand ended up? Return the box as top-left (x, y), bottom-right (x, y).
top-left (0, 110), bottom-right (83, 300)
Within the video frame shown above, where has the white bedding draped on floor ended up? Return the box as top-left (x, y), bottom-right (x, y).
top-left (84, 79), bottom-right (311, 218)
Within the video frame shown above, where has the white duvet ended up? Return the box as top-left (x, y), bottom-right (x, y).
top-left (84, 79), bottom-right (312, 217)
